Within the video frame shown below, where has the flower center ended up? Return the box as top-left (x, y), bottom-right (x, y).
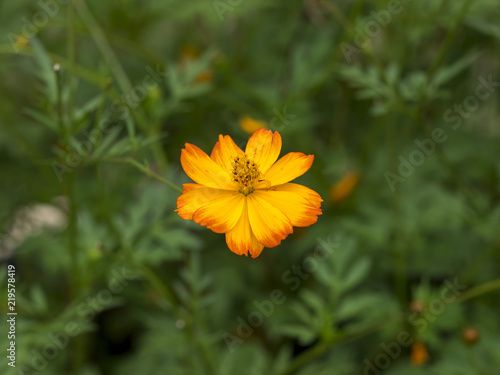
top-left (231, 154), bottom-right (263, 195)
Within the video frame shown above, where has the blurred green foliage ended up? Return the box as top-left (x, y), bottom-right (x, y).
top-left (1, 0), bottom-right (500, 374)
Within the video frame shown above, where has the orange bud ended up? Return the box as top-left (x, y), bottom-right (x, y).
top-left (410, 300), bottom-right (425, 314)
top-left (330, 170), bottom-right (360, 203)
top-left (410, 341), bottom-right (428, 366)
top-left (462, 327), bottom-right (480, 346)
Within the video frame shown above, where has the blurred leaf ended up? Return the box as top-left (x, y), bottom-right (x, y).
top-left (30, 38), bottom-right (57, 104)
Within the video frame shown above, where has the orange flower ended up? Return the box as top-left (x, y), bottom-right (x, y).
top-left (410, 341), bottom-right (429, 365)
top-left (330, 170), bottom-right (359, 203)
top-left (176, 129), bottom-right (322, 258)
top-left (239, 116), bottom-right (267, 135)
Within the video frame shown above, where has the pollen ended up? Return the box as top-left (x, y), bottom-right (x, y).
top-left (231, 154), bottom-right (264, 195)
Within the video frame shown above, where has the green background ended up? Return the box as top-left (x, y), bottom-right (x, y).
top-left (1, 0), bottom-right (500, 374)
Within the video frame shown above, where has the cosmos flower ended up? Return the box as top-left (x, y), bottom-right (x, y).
top-left (176, 129), bottom-right (322, 258)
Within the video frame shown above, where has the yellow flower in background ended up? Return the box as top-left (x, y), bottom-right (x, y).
top-left (410, 341), bottom-right (429, 366)
top-left (239, 116), bottom-right (267, 135)
top-left (330, 169), bottom-right (360, 203)
top-left (176, 129), bottom-right (322, 258)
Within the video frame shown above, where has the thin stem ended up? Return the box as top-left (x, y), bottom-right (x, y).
top-left (279, 314), bottom-right (405, 375)
top-left (320, 0), bottom-right (384, 71)
top-left (73, 0), bottom-right (133, 95)
top-left (73, 0), bottom-right (168, 171)
top-left (67, 171), bottom-right (85, 371)
top-left (54, 64), bottom-right (65, 137)
top-left (456, 278), bottom-right (500, 303)
top-left (104, 157), bottom-right (182, 193)
top-left (281, 339), bottom-right (331, 375)
top-left (67, 1), bottom-right (76, 137)
top-left (426, 0), bottom-right (474, 83)
top-left (133, 261), bottom-right (178, 308)
top-left (65, 3), bottom-right (85, 371)
top-left (94, 78), bottom-right (113, 133)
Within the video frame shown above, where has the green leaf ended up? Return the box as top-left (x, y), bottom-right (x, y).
top-left (432, 50), bottom-right (480, 88)
top-left (91, 126), bottom-right (122, 158)
top-left (124, 115), bottom-right (137, 151)
top-left (74, 95), bottom-right (104, 128)
top-left (30, 38), bottom-right (57, 104)
top-left (336, 294), bottom-right (381, 321)
top-left (340, 257), bottom-right (371, 292)
top-left (23, 108), bottom-right (58, 132)
top-left (274, 324), bottom-right (317, 344)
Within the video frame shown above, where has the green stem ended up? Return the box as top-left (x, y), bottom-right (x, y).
top-left (320, 0), bottom-right (384, 72)
top-left (279, 314), bottom-right (405, 375)
top-left (94, 78), bottom-right (113, 133)
top-left (456, 278), bottom-right (500, 303)
top-left (280, 274), bottom-right (500, 375)
top-left (73, 0), bottom-right (132, 95)
top-left (54, 64), bottom-right (65, 137)
top-left (67, 1), bottom-right (76, 137)
top-left (281, 339), bottom-right (331, 375)
top-left (426, 0), bottom-right (474, 83)
top-left (104, 157), bottom-right (182, 193)
top-left (67, 171), bottom-right (85, 372)
top-left (73, 0), bottom-right (168, 172)
top-left (133, 260), bottom-right (178, 309)
top-left (66, 3), bottom-right (85, 371)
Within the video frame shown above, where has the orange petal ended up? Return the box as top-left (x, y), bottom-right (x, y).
top-left (181, 143), bottom-right (236, 189)
top-left (192, 191), bottom-right (244, 234)
top-left (225, 198), bottom-right (265, 258)
top-left (272, 183), bottom-right (323, 208)
top-left (261, 152), bottom-right (314, 187)
top-left (245, 129), bottom-right (282, 173)
top-left (253, 187), bottom-right (322, 227)
top-left (176, 183), bottom-right (231, 220)
top-left (247, 194), bottom-right (293, 248)
top-left (210, 135), bottom-right (244, 173)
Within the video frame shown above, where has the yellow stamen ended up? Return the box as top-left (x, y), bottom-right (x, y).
top-left (231, 154), bottom-right (264, 195)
